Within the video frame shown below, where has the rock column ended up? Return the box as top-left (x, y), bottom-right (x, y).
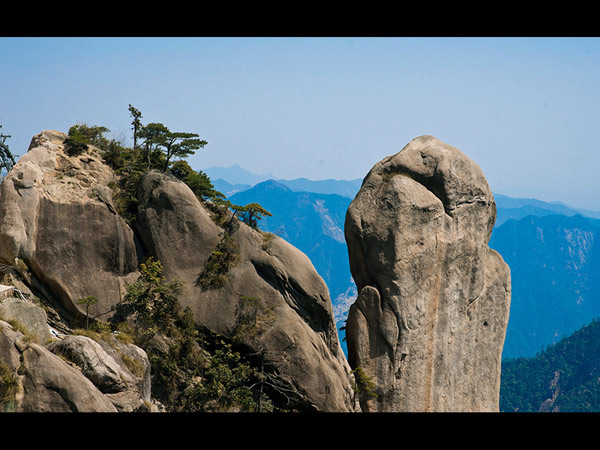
top-left (345, 136), bottom-right (511, 412)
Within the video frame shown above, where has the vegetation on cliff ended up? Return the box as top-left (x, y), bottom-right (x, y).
top-left (1, 108), bottom-right (353, 412)
top-left (67, 105), bottom-right (271, 233)
top-left (0, 362), bottom-right (19, 411)
top-left (0, 124), bottom-right (17, 174)
top-left (66, 117), bottom-right (218, 223)
top-left (54, 107), bottom-right (292, 412)
top-left (107, 257), bottom-right (279, 412)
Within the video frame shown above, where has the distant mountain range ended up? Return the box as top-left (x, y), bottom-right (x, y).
top-left (203, 164), bottom-right (600, 360)
top-left (490, 214), bottom-right (600, 358)
top-left (204, 164), bottom-right (363, 199)
top-left (202, 164), bottom-right (278, 186)
top-left (494, 193), bottom-right (600, 226)
top-left (206, 164), bottom-right (600, 221)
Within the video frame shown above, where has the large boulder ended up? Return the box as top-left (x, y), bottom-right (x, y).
top-left (0, 295), bottom-right (151, 412)
top-left (135, 170), bottom-right (355, 411)
top-left (345, 135), bottom-right (511, 412)
top-left (0, 319), bottom-right (118, 412)
top-left (47, 335), bottom-right (151, 412)
top-left (0, 295), bottom-right (53, 343)
top-left (0, 130), bottom-right (139, 322)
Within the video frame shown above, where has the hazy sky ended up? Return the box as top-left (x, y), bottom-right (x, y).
top-left (2, 36), bottom-right (600, 210)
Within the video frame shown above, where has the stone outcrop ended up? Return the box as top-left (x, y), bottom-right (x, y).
top-left (135, 170), bottom-right (354, 411)
top-left (0, 130), bottom-right (354, 412)
top-left (0, 130), bottom-right (139, 323)
top-left (0, 301), bottom-right (151, 412)
top-left (345, 135), bottom-right (511, 412)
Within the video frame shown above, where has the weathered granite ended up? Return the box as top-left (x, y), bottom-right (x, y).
top-left (345, 135), bottom-right (511, 412)
top-left (0, 319), bottom-right (118, 412)
top-left (135, 170), bottom-right (355, 411)
top-left (0, 130), bottom-right (140, 322)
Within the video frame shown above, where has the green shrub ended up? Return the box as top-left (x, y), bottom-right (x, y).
top-left (196, 234), bottom-right (239, 290)
top-left (169, 160), bottom-right (225, 203)
top-left (64, 124), bottom-right (110, 157)
top-left (232, 296), bottom-right (275, 345)
top-left (351, 366), bottom-right (378, 404)
top-left (112, 257), bottom-right (182, 333)
top-left (175, 335), bottom-right (272, 412)
top-left (0, 363), bottom-right (19, 411)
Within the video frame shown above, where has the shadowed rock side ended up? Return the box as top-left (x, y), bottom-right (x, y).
top-left (135, 170), bottom-right (354, 411)
top-left (345, 135), bottom-right (511, 412)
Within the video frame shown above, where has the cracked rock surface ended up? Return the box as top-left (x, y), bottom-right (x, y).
top-left (345, 135), bottom-right (511, 412)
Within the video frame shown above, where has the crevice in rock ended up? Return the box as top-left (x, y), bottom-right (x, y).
top-left (382, 168), bottom-right (453, 217)
top-left (250, 258), bottom-right (329, 337)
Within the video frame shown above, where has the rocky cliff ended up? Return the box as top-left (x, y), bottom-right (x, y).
top-left (345, 135), bottom-right (511, 412)
top-left (0, 130), bottom-right (354, 412)
top-left (0, 130), bottom-right (140, 323)
top-left (134, 170), bottom-right (354, 411)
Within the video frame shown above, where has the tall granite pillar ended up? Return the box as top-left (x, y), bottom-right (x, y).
top-left (345, 135), bottom-right (511, 412)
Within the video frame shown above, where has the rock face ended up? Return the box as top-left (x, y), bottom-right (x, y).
top-left (0, 130), bottom-right (354, 412)
top-left (0, 130), bottom-right (139, 322)
top-left (345, 135), bottom-right (511, 412)
top-left (135, 170), bottom-right (354, 411)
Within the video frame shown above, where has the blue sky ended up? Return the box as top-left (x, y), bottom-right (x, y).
top-left (2, 36), bottom-right (600, 210)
